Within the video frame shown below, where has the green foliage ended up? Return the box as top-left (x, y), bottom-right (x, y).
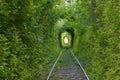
top-left (0, 0), bottom-right (58, 80)
top-left (76, 0), bottom-right (120, 80)
top-left (0, 0), bottom-right (120, 80)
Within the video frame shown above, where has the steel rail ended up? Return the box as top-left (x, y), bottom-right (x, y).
top-left (71, 50), bottom-right (90, 80)
top-left (46, 51), bottom-right (62, 80)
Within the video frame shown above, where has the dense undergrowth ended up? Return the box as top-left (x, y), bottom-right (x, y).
top-left (75, 0), bottom-right (120, 80)
top-left (0, 0), bottom-right (59, 79)
top-left (0, 0), bottom-right (120, 80)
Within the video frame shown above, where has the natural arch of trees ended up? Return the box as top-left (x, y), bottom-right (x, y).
top-left (0, 0), bottom-right (120, 80)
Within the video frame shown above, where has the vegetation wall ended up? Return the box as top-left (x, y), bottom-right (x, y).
top-left (0, 0), bottom-right (120, 80)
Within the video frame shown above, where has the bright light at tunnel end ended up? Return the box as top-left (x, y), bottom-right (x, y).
top-left (64, 37), bottom-right (69, 44)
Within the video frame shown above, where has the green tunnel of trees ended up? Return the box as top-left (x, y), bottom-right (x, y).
top-left (0, 0), bottom-right (120, 80)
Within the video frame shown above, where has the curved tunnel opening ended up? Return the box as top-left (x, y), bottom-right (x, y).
top-left (58, 27), bottom-right (75, 49)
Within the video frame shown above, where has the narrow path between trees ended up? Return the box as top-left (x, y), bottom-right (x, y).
top-left (48, 51), bottom-right (88, 80)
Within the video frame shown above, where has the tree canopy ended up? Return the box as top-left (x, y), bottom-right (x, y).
top-left (0, 0), bottom-right (120, 80)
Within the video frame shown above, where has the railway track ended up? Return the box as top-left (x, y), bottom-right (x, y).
top-left (46, 50), bottom-right (89, 80)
